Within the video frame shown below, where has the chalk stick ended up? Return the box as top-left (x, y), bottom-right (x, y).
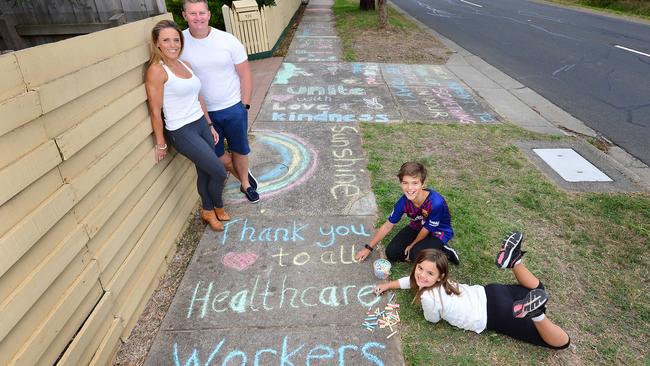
top-left (387, 331), bottom-right (398, 339)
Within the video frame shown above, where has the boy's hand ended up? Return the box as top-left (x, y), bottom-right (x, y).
top-left (355, 247), bottom-right (371, 262)
top-left (404, 244), bottom-right (415, 261)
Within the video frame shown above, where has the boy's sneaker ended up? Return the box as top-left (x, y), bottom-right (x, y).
top-left (513, 289), bottom-right (548, 319)
top-left (247, 169), bottom-right (258, 190)
top-left (496, 231), bottom-right (524, 269)
top-left (240, 186), bottom-right (260, 203)
top-left (443, 245), bottom-right (460, 265)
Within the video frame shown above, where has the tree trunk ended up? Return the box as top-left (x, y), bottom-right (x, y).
top-left (360, 0), bottom-right (375, 11)
top-left (378, 0), bottom-right (387, 28)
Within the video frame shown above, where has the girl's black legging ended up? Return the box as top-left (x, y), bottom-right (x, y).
top-left (484, 283), bottom-right (570, 349)
top-left (166, 117), bottom-right (227, 210)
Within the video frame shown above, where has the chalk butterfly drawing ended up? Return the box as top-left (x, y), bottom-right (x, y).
top-left (222, 252), bottom-right (259, 271)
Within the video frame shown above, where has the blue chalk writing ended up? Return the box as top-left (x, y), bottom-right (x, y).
top-left (316, 224), bottom-right (371, 247)
top-left (172, 337), bottom-right (386, 366)
top-left (186, 269), bottom-right (381, 317)
top-left (219, 219), bottom-right (308, 245)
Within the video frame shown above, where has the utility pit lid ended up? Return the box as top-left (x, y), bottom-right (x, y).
top-left (533, 148), bottom-right (612, 182)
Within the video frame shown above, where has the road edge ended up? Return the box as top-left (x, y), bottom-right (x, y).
top-left (389, 1), bottom-right (650, 191)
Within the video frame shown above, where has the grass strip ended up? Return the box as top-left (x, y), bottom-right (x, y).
top-left (333, 0), bottom-right (414, 61)
top-left (362, 122), bottom-right (650, 365)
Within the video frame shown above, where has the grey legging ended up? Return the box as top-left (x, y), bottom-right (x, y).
top-left (166, 116), bottom-right (227, 209)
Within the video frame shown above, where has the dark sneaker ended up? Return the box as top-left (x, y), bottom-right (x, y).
top-left (513, 289), bottom-right (548, 319)
top-left (443, 245), bottom-right (460, 265)
top-left (247, 169), bottom-right (258, 190)
top-left (240, 185), bottom-right (260, 203)
top-left (496, 231), bottom-right (523, 269)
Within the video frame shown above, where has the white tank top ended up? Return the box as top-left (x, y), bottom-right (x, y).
top-left (161, 61), bottom-right (204, 131)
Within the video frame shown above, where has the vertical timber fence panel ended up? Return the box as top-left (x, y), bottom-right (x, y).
top-left (222, 0), bottom-right (301, 56)
top-left (0, 13), bottom-right (199, 366)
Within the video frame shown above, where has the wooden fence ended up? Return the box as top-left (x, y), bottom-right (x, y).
top-left (0, 0), bottom-right (166, 51)
top-left (223, 0), bottom-right (302, 56)
top-left (0, 13), bottom-right (198, 365)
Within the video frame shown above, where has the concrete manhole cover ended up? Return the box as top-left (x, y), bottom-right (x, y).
top-left (533, 148), bottom-right (612, 182)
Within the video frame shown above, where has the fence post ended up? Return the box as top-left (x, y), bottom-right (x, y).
top-left (222, 4), bottom-right (233, 34)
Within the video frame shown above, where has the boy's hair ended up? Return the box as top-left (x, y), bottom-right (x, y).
top-left (409, 249), bottom-right (460, 307)
top-left (183, 0), bottom-right (208, 10)
top-left (397, 161), bottom-right (427, 183)
top-left (148, 20), bottom-right (184, 66)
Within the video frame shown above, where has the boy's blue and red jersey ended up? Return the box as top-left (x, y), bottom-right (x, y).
top-left (387, 188), bottom-right (454, 244)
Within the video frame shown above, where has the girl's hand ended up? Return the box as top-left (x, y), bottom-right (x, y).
top-left (374, 283), bottom-right (391, 295)
top-left (211, 126), bottom-right (219, 144)
top-left (404, 244), bottom-right (415, 261)
top-left (355, 247), bottom-right (371, 262)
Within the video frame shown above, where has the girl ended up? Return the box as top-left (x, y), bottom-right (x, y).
top-left (145, 20), bottom-right (229, 231)
top-left (355, 162), bottom-right (459, 264)
top-left (375, 232), bottom-right (571, 349)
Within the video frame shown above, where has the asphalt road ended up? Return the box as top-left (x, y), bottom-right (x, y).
top-left (392, 0), bottom-right (650, 165)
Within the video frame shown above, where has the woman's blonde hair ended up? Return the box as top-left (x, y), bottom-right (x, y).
top-left (409, 249), bottom-right (460, 306)
top-left (148, 20), bottom-right (184, 66)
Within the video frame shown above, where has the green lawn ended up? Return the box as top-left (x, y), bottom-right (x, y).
top-left (333, 0), bottom-right (414, 61)
top-left (362, 123), bottom-right (650, 365)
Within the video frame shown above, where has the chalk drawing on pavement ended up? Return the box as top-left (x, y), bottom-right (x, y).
top-left (223, 131), bottom-right (318, 202)
top-left (222, 252), bottom-right (259, 271)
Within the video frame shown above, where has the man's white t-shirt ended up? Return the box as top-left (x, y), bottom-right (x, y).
top-left (181, 27), bottom-right (247, 111)
top-left (399, 276), bottom-right (488, 333)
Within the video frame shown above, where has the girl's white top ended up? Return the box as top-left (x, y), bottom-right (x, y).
top-left (161, 61), bottom-right (204, 131)
top-left (398, 276), bottom-right (488, 333)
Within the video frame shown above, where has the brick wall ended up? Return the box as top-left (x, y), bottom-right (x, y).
top-left (0, 13), bottom-right (198, 365)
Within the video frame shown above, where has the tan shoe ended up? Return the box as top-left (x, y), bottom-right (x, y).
top-left (214, 207), bottom-right (231, 221)
top-left (200, 209), bottom-right (224, 231)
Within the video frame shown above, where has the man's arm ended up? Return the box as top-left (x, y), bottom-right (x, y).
top-left (234, 60), bottom-right (252, 105)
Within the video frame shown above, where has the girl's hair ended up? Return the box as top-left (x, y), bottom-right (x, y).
top-left (148, 20), bottom-right (184, 66)
top-left (397, 161), bottom-right (427, 183)
top-left (410, 249), bottom-right (460, 306)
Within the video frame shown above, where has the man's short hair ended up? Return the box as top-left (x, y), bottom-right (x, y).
top-left (183, 0), bottom-right (208, 10)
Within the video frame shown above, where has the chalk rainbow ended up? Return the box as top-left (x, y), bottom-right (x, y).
top-left (223, 131), bottom-right (318, 202)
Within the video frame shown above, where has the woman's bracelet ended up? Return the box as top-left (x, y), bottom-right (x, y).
top-left (156, 143), bottom-right (167, 150)
top-left (364, 244), bottom-right (374, 252)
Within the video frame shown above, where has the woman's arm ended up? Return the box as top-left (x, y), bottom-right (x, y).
top-left (145, 64), bottom-right (167, 162)
top-left (198, 95), bottom-right (219, 144)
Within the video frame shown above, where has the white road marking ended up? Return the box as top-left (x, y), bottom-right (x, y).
top-left (460, 0), bottom-right (482, 7)
top-left (614, 45), bottom-right (650, 58)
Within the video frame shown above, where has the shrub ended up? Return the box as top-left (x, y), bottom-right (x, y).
top-left (165, 0), bottom-right (277, 31)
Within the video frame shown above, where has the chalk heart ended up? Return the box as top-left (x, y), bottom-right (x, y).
top-left (222, 252), bottom-right (258, 271)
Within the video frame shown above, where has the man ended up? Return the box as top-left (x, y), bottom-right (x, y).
top-left (181, 0), bottom-right (259, 203)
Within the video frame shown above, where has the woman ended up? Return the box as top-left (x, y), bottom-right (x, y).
top-left (145, 20), bottom-right (229, 231)
top-left (375, 232), bottom-right (570, 349)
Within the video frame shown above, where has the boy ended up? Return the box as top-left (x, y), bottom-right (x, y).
top-left (355, 162), bottom-right (459, 264)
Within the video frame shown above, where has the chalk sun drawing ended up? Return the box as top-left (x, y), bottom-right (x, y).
top-left (223, 131), bottom-right (319, 202)
top-left (222, 252), bottom-right (259, 271)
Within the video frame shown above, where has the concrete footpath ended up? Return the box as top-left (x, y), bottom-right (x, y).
top-left (143, 0), bottom-right (649, 365)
